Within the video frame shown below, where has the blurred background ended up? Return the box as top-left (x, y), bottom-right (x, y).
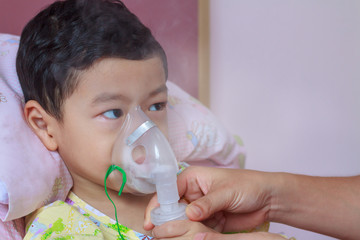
top-left (0, 0), bottom-right (199, 97)
top-left (209, 1), bottom-right (360, 239)
top-left (1, 0), bottom-right (360, 239)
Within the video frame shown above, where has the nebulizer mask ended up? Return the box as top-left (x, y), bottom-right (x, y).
top-left (104, 106), bottom-right (187, 235)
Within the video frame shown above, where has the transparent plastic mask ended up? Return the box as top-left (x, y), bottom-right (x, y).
top-left (111, 106), bottom-right (178, 194)
top-left (110, 106), bottom-right (187, 225)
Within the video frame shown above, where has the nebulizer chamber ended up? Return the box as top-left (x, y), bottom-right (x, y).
top-left (111, 106), bottom-right (187, 226)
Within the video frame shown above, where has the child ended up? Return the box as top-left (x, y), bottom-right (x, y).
top-left (17, 0), bottom-right (219, 239)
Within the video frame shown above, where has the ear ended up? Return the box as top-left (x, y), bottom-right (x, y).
top-left (24, 100), bottom-right (59, 151)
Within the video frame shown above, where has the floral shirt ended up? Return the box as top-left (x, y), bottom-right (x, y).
top-left (24, 192), bottom-right (153, 240)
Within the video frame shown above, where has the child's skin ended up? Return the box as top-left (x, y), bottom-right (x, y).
top-left (24, 56), bottom-right (217, 238)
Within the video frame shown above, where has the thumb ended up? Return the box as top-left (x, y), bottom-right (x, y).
top-left (194, 232), bottom-right (287, 240)
top-left (143, 194), bottom-right (159, 231)
top-left (186, 190), bottom-right (230, 221)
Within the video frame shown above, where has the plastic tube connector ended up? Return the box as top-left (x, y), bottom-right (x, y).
top-left (150, 169), bottom-right (187, 226)
top-left (151, 202), bottom-right (187, 226)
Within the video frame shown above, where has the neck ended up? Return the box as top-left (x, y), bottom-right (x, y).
top-left (71, 174), bottom-right (153, 236)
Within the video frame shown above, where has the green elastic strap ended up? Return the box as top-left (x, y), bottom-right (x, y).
top-left (104, 165), bottom-right (127, 240)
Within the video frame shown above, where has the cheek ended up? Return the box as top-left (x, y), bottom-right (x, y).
top-left (154, 116), bottom-right (168, 138)
top-left (148, 110), bottom-right (168, 137)
top-left (158, 122), bottom-right (169, 139)
top-left (56, 126), bottom-right (113, 180)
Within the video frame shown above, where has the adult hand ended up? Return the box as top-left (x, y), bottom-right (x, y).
top-left (144, 166), bottom-right (275, 233)
top-left (144, 166), bottom-right (360, 240)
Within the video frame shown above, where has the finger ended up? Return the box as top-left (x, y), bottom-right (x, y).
top-left (183, 177), bottom-right (206, 202)
top-left (177, 166), bottom-right (204, 198)
top-left (201, 212), bottom-right (225, 232)
top-left (186, 189), bottom-right (232, 221)
top-left (177, 166), bottom-right (215, 199)
top-left (152, 220), bottom-right (189, 239)
top-left (143, 194), bottom-right (159, 231)
top-left (221, 211), bottom-right (268, 233)
top-left (212, 217), bottom-right (226, 233)
top-left (195, 232), bottom-right (286, 240)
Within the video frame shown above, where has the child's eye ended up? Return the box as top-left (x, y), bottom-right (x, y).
top-left (149, 102), bottom-right (167, 111)
top-left (103, 109), bottom-right (123, 119)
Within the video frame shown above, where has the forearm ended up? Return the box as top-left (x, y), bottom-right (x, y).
top-left (268, 172), bottom-right (360, 240)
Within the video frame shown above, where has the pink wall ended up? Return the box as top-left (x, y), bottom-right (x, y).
top-left (0, 0), bottom-right (198, 97)
top-left (209, 0), bottom-right (360, 239)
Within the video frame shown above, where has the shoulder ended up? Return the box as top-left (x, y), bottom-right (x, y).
top-left (24, 200), bottom-right (104, 240)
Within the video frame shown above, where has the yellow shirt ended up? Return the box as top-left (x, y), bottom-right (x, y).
top-left (24, 192), bottom-right (153, 240)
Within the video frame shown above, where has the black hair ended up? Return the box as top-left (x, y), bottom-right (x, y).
top-left (16, 0), bottom-right (168, 120)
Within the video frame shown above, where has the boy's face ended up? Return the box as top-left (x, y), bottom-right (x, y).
top-left (52, 57), bottom-right (168, 193)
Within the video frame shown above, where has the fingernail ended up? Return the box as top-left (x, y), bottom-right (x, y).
top-left (194, 233), bottom-right (206, 240)
top-left (188, 205), bottom-right (202, 218)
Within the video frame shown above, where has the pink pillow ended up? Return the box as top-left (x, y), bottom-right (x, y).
top-left (167, 81), bottom-right (245, 169)
top-left (0, 34), bottom-right (73, 222)
top-left (0, 33), bottom-right (244, 231)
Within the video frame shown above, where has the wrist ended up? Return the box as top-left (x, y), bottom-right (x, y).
top-left (267, 172), bottom-right (295, 223)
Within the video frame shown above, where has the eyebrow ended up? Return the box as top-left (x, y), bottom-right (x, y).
top-left (91, 84), bottom-right (168, 106)
top-left (91, 93), bottom-right (129, 106)
top-left (149, 84), bottom-right (168, 97)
